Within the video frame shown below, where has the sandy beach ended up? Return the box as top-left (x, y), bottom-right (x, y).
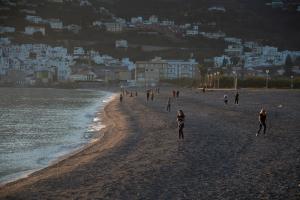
top-left (0, 87), bottom-right (299, 199)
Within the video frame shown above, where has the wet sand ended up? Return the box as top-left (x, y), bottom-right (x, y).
top-left (0, 88), bottom-right (299, 199)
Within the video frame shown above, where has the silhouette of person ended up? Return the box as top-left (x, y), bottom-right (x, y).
top-left (257, 108), bottom-right (267, 136)
top-left (235, 92), bottom-right (239, 104)
top-left (177, 110), bottom-right (185, 139)
top-left (166, 97), bottom-right (171, 112)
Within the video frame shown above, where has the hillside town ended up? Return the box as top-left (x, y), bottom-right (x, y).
top-left (0, 0), bottom-right (300, 86)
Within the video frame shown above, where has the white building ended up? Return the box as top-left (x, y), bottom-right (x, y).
top-left (121, 58), bottom-right (135, 70)
top-left (160, 20), bottom-right (175, 26)
top-left (213, 55), bottom-right (231, 68)
top-left (244, 41), bottom-right (259, 49)
top-left (65, 24), bottom-right (81, 34)
top-left (165, 59), bottom-right (198, 79)
top-left (224, 37), bottom-right (242, 45)
top-left (0, 37), bottom-right (11, 45)
top-left (115, 40), bottom-right (128, 48)
top-left (48, 18), bottom-right (63, 29)
top-left (0, 26), bottom-right (15, 33)
top-left (131, 17), bottom-right (143, 24)
top-left (24, 26), bottom-right (46, 35)
top-left (186, 29), bottom-right (198, 36)
top-left (92, 21), bottom-right (103, 27)
top-left (149, 15), bottom-right (158, 24)
top-left (73, 47), bottom-right (85, 57)
top-left (104, 23), bottom-right (123, 32)
top-left (224, 45), bottom-right (243, 56)
top-left (25, 15), bottom-right (44, 24)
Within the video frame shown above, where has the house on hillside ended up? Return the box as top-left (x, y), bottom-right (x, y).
top-left (25, 15), bottom-right (44, 24)
top-left (73, 47), bottom-right (85, 58)
top-left (164, 59), bottom-right (198, 79)
top-left (0, 26), bottom-right (15, 33)
top-left (135, 57), bottom-right (167, 86)
top-left (115, 40), bottom-right (128, 48)
top-left (24, 26), bottom-right (46, 35)
top-left (48, 18), bottom-right (63, 29)
top-left (0, 37), bottom-right (11, 45)
top-left (65, 24), bottom-right (81, 34)
top-left (104, 22), bottom-right (123, 32)
top-left (149, 15), bottom-right (159, 24)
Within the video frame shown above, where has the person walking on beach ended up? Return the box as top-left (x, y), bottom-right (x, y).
top-left (120, 93), bottom-right (123, 103)
top-left (151, 90), bottom-right (154, 101)
top-left (235, 91), bottom-right (239, 104)
top-left (176, 90), bottom-right (180, 98)
top-left (166, 97), bottom-right (171, 112)
top-left (256, 108), bottom-right (267, 136)
top-left (177, 110), bottom-right (185, 139)
top-left (146, 90), bottom-right (150, 102)
top-left (224, 94), bottom-right (228, 104)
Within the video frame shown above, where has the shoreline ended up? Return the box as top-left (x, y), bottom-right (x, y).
top-left (0, 91), bottom-right (122, 189)
top-left (0, 88), bottom-right (299, 199)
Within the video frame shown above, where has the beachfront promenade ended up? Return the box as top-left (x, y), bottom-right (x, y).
top-left (0, 88), bottom-right (299, 199)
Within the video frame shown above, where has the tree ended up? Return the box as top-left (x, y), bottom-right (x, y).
top-left (285, 54), bottom-right (293, 66)
top-left (284, 54), bottom-right (293, 76)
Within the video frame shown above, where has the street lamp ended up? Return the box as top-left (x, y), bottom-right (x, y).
top-left (213, 73), bottom-right (217, 88)
top-left (290, 75), bottom-right (294, 89)
top-left (217, 71), bottom-right (220, 88)
top-left (232, 71), bottom-right (238, 90)
top-left (266, 69), bottom-right (270, 89)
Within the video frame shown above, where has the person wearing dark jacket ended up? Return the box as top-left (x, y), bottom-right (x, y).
top-left (235, 92), bottom-right (239, 104)
top-left (177, 110), bottom-right (185, 139)
top-left (256, 108), bottom-right (267, 136)
top-left (166, 97), bottom-right (171, 112)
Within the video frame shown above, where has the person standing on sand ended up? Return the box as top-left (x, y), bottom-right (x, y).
top-left (146, 90), bottom-right (150, 102)
top-left (151, 90), bottom-right (154, 101)
top-left (224, 94), bottom-right (228, 104)
top-left (235, 91), bottom-right (239, 104)
top-left (257, 108), bottom-right (267, 136)
top-left (120, 93), bottom-right (123, 103)
top-left (166, 97), bottom-right (171, 112)
top-left (177, 110), bottom-right (185, 139)
top-left (176, 90), bottom-right (180, 98)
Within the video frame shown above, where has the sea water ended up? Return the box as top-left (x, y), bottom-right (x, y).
top-left (0, 88), bottom-right (114, 184)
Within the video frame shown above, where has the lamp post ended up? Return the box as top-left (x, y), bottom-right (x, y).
top-left (266, 69), bottom-right (269, 89)
top-left (217, 71), bottom-right (220, 88)
top-left (232, 71), bottom-right (237, 90)
top-left (213, 73), bottom-right (217, 88)
top-left (290, 75), bottom-right (294, 89)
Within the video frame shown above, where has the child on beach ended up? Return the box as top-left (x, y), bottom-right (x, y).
top-left (166, 97), bottom-right (171, 112)
top-left (256, 108), bottom-right (267, 136)
top-left (224, 94), bottom-right (228, 104)
top-left (177, 110), bottom-right (185, 139)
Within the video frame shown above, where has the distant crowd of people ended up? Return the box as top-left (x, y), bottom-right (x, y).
top-left (119, 86), bottom-right (268, 140)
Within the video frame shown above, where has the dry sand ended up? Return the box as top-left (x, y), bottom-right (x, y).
top-left (0, 87), bottom-right (299, 199)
